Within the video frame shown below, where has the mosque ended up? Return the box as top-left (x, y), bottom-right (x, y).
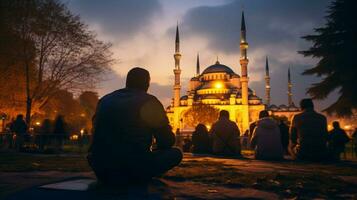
top-left (166, 12), bottom-right (299, 133)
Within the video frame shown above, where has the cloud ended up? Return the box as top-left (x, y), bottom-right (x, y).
top-left (181, 0), bottom-right (329, 54)
top-left (66, 0), bottom-right (162, 39)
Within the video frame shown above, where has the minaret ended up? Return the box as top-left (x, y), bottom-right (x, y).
top-left (173, 24), bottom-right (182, 107)
top-left (265, 56), bottom-right (271, 106)
top-left (240, 11), bottom-right (249, 105)
top-left (288, 68), bottom-right (293, 106)
top-left (196, 53), bottom-right (200, 76)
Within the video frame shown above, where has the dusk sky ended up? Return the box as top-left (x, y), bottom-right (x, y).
top-left (64, 0), bottom-right (335, 111)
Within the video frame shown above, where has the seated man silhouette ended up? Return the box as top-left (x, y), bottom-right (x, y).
top-left (290, 98), bottom-right (328, 161)
top-left (210, 110), bottom-right (241, 156)
top-left (88, 67), bottom-right (182, 184)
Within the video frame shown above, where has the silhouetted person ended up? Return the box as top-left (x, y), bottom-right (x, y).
top-left (249, 121), bottom-right (257, 140)
top-left (88, 67), bottom-right (182, 184)
top-left (290, 99), bottom-right (328, 161)
top-left (250, 110), bottom-right (283, 160)
top-left (328, 121), bottom-right (350, 161)
top-left (182, 137), bottom-right (192, 152)
top-left (353, 128), bottom-right (357, 157)
top-left (175, 128), bottom-right (183, 149)
top-left (53, 115), bottom-right (68, 151)
top-left (211, 110), bottom-right (241, 156)
top-left (12, 115), bottom-right (27, 151)
top-left (38, 119), bottom-right (52, 151)
top-left (192, 124), bottom-right (211, 154)
top-left (279, 120), bottom-right (289, 154)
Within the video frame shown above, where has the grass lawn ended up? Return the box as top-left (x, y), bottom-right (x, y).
top-left (0, 152), bottom-right (357, 199)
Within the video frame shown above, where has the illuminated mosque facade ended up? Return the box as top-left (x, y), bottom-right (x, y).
top-left (166, 12), bottom-right (299, 132)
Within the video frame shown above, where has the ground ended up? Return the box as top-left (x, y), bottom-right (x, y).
top-left (0, 152), bottom-right (357, 199)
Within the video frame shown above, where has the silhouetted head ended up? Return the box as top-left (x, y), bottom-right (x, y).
top-left (219, 110), bottom-right (229, 119)
top-left (195, 123), bottom-right (208, 133)
top-left (332, 121), bottom-right (340, 129)
top-left (126, 67), bottom-right (150, 92)
top-left (16, 114), bottom-right (24, 121)
top-left (300, 98), bottom-right (314, 111)
top-left (259, 110), bottom-right (269, 119)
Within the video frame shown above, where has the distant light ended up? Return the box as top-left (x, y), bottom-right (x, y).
top-left (80, 128), bottom-right (85, 135)
top-left (35, 122), bottom-right (41, 126)
top-left (214, 82), bottom-right (223, 89)
top-left (344, 125), bottom-right (352, 130)
top-left (206, 125), bottom-right (211, 130)
top-left (70, 135), bottom-right (79, 140)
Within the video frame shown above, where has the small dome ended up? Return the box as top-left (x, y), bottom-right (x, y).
top-left (202, 62), bottom-right (235, 75)
top-left (249, 94), bottom-right (260, 100)
top-left (190, 77), bottom-right (199, 81)
top-left (278, 104), bottom-right (288, 111)
top-left (269, 104), bottom-right (278, 111)
top-left (288, 104), bottom-right (299, 111)
top-left (180, 95), bottom-right (188, 100)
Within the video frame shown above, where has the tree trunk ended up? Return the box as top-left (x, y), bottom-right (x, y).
top-left (25, 62), bottom-right (32, 126)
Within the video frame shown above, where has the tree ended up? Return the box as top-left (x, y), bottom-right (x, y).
top-left (1, 0), bottom-right (112, 124)
top-left (79, 91), bottom-right (99, 119)
top-left (299, 0), bottom-right (357, 116)
top-left (183, 104), bottom-right (220, 128)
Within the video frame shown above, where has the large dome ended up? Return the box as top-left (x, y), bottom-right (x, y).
top-left (202, 61), bottom-right (235, 75)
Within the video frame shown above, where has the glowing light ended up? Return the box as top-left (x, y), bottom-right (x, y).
top-left (35, 122), bottom-right (41, 126)
top-left (70, 134), bottom-right (79, 140)
top-left (206, 125), bottom-right (211, 130)
top-left (214, 82), bottom-right (223, 89)
top-left (80, 128), bottom-right (85, 135)
top-left (344, 125), bottom-right (352, 130)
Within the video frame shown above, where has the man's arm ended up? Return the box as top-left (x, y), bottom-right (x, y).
top-left (141, 96), bottom-right (175, 149)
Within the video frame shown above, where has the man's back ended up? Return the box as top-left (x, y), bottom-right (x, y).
top-left (291, 109), bottom-right (328, 160)
top-left (89, 88), bottom-right (174, 161)
top-left (211, 118), bottom-right (241, 155)
top-left (329, 128), bottom-right (349, 148)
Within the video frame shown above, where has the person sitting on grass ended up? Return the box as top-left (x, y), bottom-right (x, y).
top-left (289, 98), bottom-right (329, 161)
top-left (88, 67), bottom-right (182, 185)
top-left (11, 114), bottom-right (27, 152)
top-left (328, 121), bottom-right (350, 161)
top-left (250, 110), bottom-right (283, 160)
top-left (210, 110), bottom-right (241, 156)
top-left (192, 123), bottom-right (211, 154)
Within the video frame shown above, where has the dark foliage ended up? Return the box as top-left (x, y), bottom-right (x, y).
top-left (299, 0), bottom-right (357, 116)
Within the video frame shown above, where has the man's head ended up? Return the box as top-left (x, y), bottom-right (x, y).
top-left (332, 121), bottom-right (340, 129)
top-left (259, 110), bottom-right (269, 119)
top-left (219, 110), bottom-right (229, 119)
top-left (126, 67), bottom-right (150, 92)
top-left (16, 114), bottom-right (24, 121)
top-left (300, 98), bottom-right (314, 111)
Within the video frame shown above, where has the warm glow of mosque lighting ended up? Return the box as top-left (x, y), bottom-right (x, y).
top-left (214, 82), bottom-right (224, 89)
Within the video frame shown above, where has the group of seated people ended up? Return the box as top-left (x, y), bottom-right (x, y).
top-left (87, 67), bottom-right (351, 185)
top-left (190, 99), bottom-right (351, 162)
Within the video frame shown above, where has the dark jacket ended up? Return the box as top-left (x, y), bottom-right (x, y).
top-left (211, 118), bottom-right (241, 155)
top-left (279, 122), bottom-right (289, 150)
top-left (328, 128), bottom-right (350, 151)
top-left (192, 129), bottom-right (211, 154)
top-left (250, 117), bottom-right (283, 160)
top-left (12, 119), bottom-right (27, 136)
top-left (290, 109), bottom-right (328, 160)
top-left (89, 88), bottom-right (175, 166)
